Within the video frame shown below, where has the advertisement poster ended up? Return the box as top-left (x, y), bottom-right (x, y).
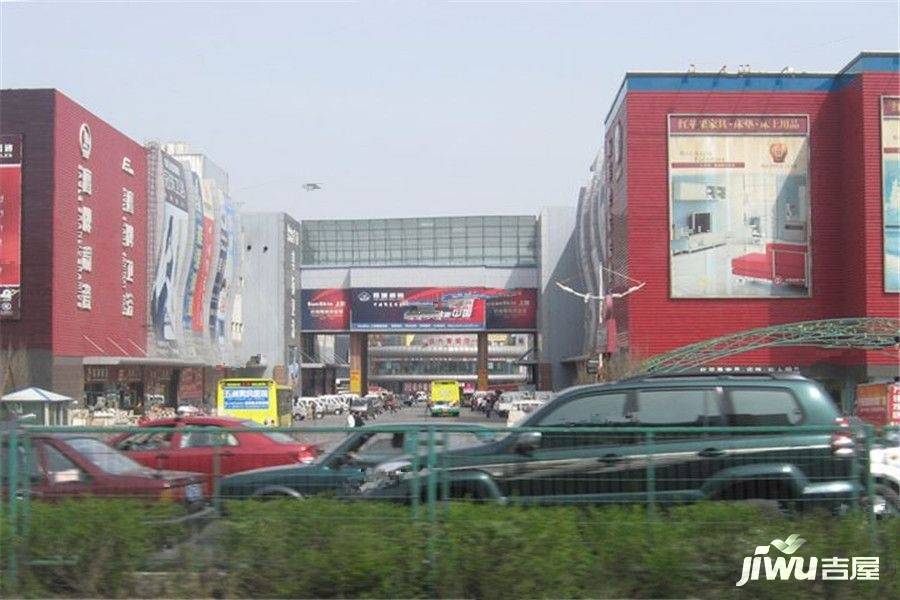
top-left (222, 384), bottom-right (269, 410)
top-left (0, 134), bottom-right (22, 319)
top-left (882, 97), bottom-right (900, 293)
top-left (485, 288), bottom-right (538, 330)
top-left (182, 172), bottom-right (204, 332)
top-left (350, 287), bottom-right (538, 331)
top-left (191, 180), bottom-right (216, 332)
top-left (151, 152), bottom-right (190, 341)
top-left (208, 189), bottom-right (230, 341)
top-left (352, 287), bottom-right (486, 331)
top-left (301, 288), bottom-right (351, 331)
top-left (668, 115), bottom-right (811, 298)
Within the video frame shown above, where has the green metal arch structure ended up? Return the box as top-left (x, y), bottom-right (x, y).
top-left (641, 318), bottom-right (900, 374)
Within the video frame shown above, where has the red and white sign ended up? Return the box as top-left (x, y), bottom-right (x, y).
top-left (856, 383), bottom-right (900, 426)
top-left (0, 134), bottom-right (23, 319)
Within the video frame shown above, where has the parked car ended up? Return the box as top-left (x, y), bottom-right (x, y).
top-left (869, 429), bottom-right (900, 516)
top-left (218, 424), bottom-right (498, 500)
top-left (3, 432), bottom-right (206, 510)
top-left (362, 373), bottom-right (878, 513)
top-left (110, 416), bottom-right (319, 494)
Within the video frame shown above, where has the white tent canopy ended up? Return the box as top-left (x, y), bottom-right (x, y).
top-left (1, 387), bottom-right (72, 402)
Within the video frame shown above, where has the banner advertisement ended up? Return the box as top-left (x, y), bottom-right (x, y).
top-left (192, 181), bottom-right (216, 332)
top-left (177, 367), bottom-right (204, 403)
top-left (0, 134), bottom-right (22, 319)
top-left (151, 152), bottom-right (190, 341)
top-left (301, 288), bottom-right (351, 331)
top-left (668, 115), bottom-right (811, 298)
top-left (208, 189), bottom-right (230, 341)
top-left (485, 288), bottom-right (538, 330)
top-left (182, 172), bottom-right (204, 333)
top-left (882, 97), bottom-right (900, 293)
top-left (350, 287), bottom-right (538, 331)
top-left (222, 384), bottom-right (269, 410)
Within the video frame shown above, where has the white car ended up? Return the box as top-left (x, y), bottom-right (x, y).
top-left (506, 398), bottom-right (548, 427)
top-left (869, 432), bottom-right (900, 516)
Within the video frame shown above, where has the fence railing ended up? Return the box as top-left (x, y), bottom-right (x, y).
top-left (1, 422), bottom-right (897, 596)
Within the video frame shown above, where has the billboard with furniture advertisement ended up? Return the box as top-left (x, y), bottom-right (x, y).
top-left (668, 115), bottom-right (811, 298)
top-left (882, 96), bottom-right (900, 293)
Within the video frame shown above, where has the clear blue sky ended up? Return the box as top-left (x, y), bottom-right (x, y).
top-left (2, 1), bottom-right (898, 220)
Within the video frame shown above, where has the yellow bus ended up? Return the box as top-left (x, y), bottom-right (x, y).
top-left (429, 380), bottom-right (461, 417)
top-left (216, 378), bottom-right (293, 426)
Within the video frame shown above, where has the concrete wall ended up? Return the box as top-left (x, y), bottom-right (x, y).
top-left (240, 213), bottom-right (286, 376)
top-left (538, 206), bottom-right (582, 391)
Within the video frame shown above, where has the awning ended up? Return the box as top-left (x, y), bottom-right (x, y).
top-left (81, 356), bottom-right (209, 368)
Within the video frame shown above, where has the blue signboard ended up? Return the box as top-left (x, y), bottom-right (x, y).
top-left (222, 386), bottom-right (269, 410)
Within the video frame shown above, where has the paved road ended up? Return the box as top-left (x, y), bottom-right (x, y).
top-left (291, 404), bottom-right (505, 451)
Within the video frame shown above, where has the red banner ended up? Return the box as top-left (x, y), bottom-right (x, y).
top-left (0, 134), bottom-right (22, 319)
top-left (192, 216), bottom-right (214, 331)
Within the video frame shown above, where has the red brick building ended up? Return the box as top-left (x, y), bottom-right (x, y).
top-left (0, 90), bottom-right (148, 401)
top-left (600, 53), bottom-right (899, 407)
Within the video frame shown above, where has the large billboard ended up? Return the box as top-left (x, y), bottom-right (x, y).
top-left (882, 97), bottom-right (900, 293)
top-left (350, 287), bottom-right (537, 331)
top-left (151, 152), bottom-right (190, 341)
top-left (0, 134), bottom-right (22, 319)
top-left (668, 115), bottom-right (811, 298)
top-left (301, 288), bottom-right (351, 331)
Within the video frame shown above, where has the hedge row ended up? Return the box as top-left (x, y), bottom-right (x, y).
top-left (3, 499), bottom-right (898, 598)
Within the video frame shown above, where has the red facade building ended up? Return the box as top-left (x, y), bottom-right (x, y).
top-left (601, 53), bottom-right (899, 407)
top-left (0, 90), bottom-right (148, 400)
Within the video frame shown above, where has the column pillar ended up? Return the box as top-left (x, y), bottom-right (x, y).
top-left (476, 332), bottom-right (489, 391)
top-left (349, 332), bottom-right (368, 395)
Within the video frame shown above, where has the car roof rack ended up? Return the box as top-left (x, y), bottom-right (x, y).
top-left (620, 371), bottom-right (806, 383)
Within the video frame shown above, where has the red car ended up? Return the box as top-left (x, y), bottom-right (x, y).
top-left (110, 416), bottom-right (319, 493)
top-left (3, 433), bottom-right (206, 508)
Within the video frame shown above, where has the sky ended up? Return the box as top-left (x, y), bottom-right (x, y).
top-left (1, 1), bottom-right (898, 221)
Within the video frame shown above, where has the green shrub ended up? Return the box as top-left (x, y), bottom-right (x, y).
top-left (6, 498), bottom-right (186, 598)
top-left (3, 498), bottom-right (898, 599)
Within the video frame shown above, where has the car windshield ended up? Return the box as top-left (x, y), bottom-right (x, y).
top-left (351, 399), bottom-right (368, 407)
top-left (65, 438), bottom-right (148, 475)
top-left (239, 420), bottom-right (296, 444)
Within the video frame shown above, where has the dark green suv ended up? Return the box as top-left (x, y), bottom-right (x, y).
top-left (361, 373), bottom-right (864, 510)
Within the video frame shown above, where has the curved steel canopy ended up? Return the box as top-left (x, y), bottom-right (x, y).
top-left (640, 317), bottom-right (900, 374)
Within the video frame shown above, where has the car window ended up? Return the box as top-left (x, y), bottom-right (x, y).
top-left (45, 443), bottom-right (79, 473)
top-left (118, 430), bottom-right (173, 451)
top-left (357, 433), bottom-right (407, 457)
top-left (728, 389), bottom-right (804, 426)
top-left (238, 420), bottom-right (295, 444)
top-left (538, 393), bottom-right (629, 426)
top-left (65, 438), bottom-right (146, 475)
top-left (635, 389), bottom-right (723, 426)
top-left (180, 427), bottom-right (239, 449)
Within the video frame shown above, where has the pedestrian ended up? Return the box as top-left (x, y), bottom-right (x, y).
top-left (485, 393), bottom-right (494, 419)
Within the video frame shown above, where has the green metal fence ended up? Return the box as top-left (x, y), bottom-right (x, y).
top-left (1, 422), bottom-right (897, 597)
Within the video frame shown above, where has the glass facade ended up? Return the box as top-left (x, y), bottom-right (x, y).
top-left (301, 216), bottom-right (538, 267)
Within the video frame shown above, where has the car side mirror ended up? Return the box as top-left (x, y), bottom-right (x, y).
top-left (515, 431), bottom-right (541, 455)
